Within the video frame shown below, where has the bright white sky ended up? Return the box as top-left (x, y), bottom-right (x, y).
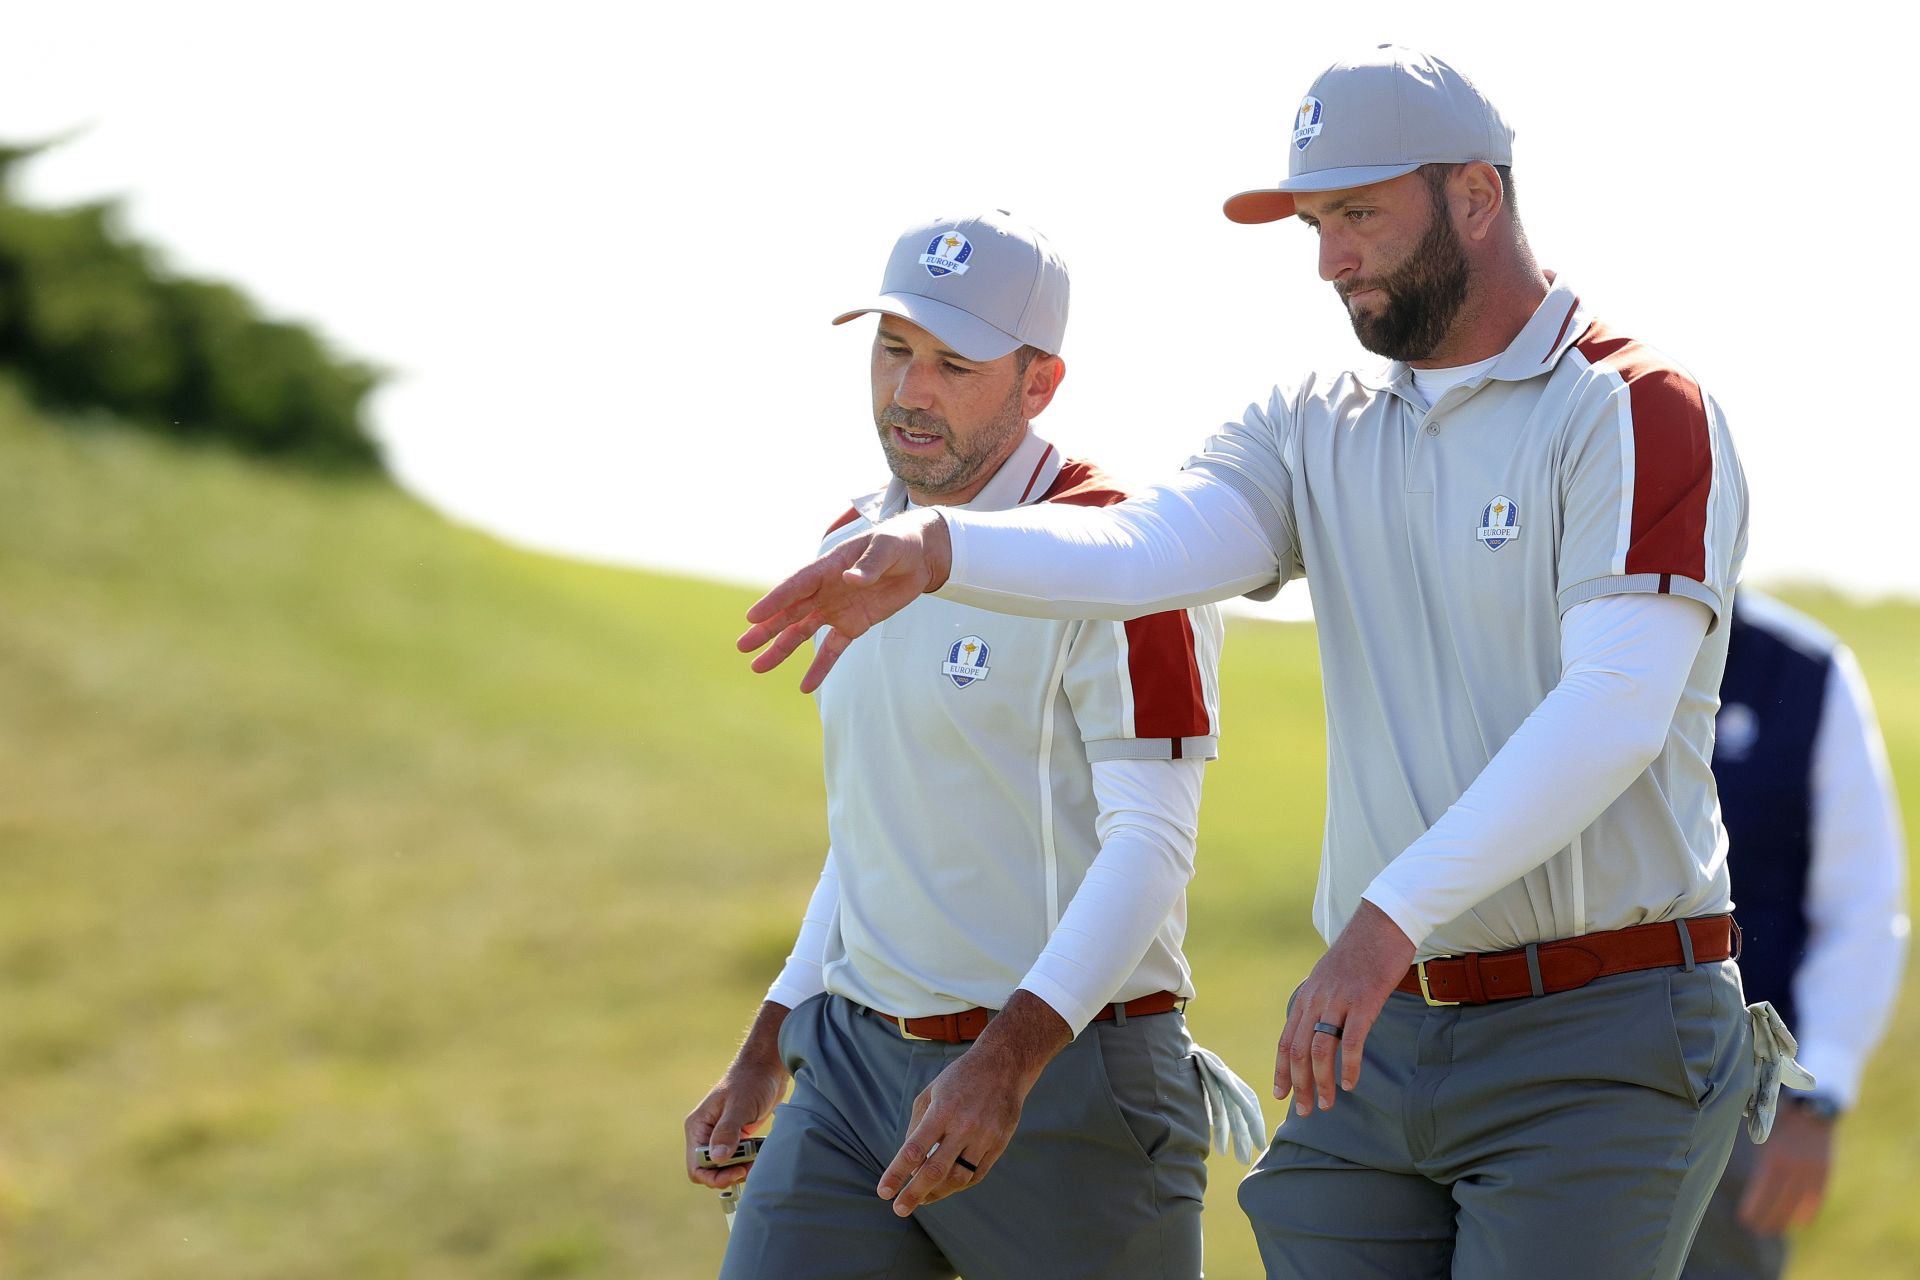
top-left (8, 2), bottom-right (1916, 620)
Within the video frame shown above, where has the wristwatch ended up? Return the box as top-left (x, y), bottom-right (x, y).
top-left (1786, 1093), bottom-right (1843, 1122)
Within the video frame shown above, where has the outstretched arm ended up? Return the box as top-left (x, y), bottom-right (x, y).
top-left (740, 473), bottom-right (1279, 692)
top-left (941, 470), bottom-right (1281, 618)
top-left (739, 509), bottom-right (954, 693)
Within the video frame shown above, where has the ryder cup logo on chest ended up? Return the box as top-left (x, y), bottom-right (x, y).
top-left (1477, 495), bottom-right (1520, 551)
top-left (1293, 97), bottom-right (1324, 151)
top-left (920, 231), bottom-right (973, 278)
top-left (942, 635), bottom-right (991, 688)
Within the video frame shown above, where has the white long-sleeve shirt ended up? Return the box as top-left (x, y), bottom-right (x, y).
top-left (1719, 594), bottom-right (1909, 1108)
top-left (1795, 646), bottom-right (1909, 1105)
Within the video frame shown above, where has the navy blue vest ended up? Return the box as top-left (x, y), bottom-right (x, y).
top-left (1712, 605), bottom-right (1832, 1031)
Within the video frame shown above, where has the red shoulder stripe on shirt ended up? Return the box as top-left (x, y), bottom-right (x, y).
top-left (1576, 323), bottom-right (1712, 582)
top-left (1123, 611), bottom-right (1211, 739)
top-left (1040, 460), bottom-right (1212, 740)
top-left (822, 506), bottom-right (862, 538)
top-left (1037, 458), bottom-right (1129, 510)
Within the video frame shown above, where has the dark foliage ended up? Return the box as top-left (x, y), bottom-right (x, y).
top-left (0, 140), bottom-right (383, 471)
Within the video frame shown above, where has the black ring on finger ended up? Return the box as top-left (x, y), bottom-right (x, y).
top-left (954, 1156), bottom-right (979, 1173)
top-left (1312, 1020), bottom-right (1343, 1038)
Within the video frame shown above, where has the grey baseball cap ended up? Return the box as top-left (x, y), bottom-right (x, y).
top-left (832, 210), bottom-right (1068, 361)
top-left (1223, 45), bottom-right (1514, 224)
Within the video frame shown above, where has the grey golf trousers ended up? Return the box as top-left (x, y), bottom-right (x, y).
top-left (1239, 961), bottom-right (1753, 1279)
top-left (721, 992), bottom-right (1211, 1280)
top-left (1680, 1126), bottom-right (1791, 1280)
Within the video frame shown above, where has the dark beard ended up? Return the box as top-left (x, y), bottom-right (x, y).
top-left (1338, 203), bottom-right (1471, 362)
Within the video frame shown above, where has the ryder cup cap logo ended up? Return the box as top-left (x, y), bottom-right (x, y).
top-left (1292, 96), bottom-right (1324, 151)
top-left (942, 634), bottom-right (991, 688)
top-left (920, 231), bottom-right (974, 278)
top-left (1476, 495), bottom-right (1520, 550)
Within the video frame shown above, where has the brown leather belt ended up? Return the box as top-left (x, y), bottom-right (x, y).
top-left (1395, 915), bottom-right (1736, 1006)
top-left (872, 990), bottom-right (1185, 1043)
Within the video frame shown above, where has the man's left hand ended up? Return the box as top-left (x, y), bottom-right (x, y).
top-left (1738, 1102), bottom-right (1836, 1234)
top-left (1275, 899), bottom-right (1415, 1115)
top-left (875, 991), bottom-right (1070, 1216)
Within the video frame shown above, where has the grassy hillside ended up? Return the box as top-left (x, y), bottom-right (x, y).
top-left (1, 389), bottom-right (1915, 1278)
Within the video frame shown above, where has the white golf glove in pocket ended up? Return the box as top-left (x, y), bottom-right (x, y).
top-left (1744, 1000), bottom-right (1817, 1143)
top-left (1192, 1044), bottom-right (1266, 1164)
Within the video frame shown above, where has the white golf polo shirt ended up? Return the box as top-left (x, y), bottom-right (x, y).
top-left (774, 430), bottom-right (1225, 1026)
top-left (939, 279), bottom-right (1749, 959)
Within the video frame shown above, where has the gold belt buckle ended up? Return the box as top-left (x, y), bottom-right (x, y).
top-left (1416, 959), bottom-right (1460, 1007)
top-left (895, 1015), bottom-right (932, 1041)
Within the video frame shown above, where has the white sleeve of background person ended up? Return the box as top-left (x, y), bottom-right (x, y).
top-left (764, 852), bottom-right (839, 1010)
top-left (1789, 646), bottom-right (1910, 1107)
top-left (939, 392), bottom-right (1308, 618)
top-left (1018, 757), bottom-right (1206, 1034)
top-left (1362, 593), bottom-right (1710, 946)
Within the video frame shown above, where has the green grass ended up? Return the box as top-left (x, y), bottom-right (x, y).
top-left (1, 388), bottom-right (1914, 1277)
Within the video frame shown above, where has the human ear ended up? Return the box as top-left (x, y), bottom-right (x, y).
top-left (1023, 355), bottom-right (1067, 419)
top-left (1456, 161), bottom-right (1505, 242)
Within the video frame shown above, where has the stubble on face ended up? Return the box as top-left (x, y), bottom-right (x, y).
top-left (875, 377), bottom-right (1026, 501)
top-left (1335, 187), bottom-right (1472, 362)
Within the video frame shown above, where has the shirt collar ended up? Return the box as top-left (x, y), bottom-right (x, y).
top-left (1358, 275), bottom-right (1590, 402)
top-left (1487, 275), bottom-right (1588, 380)
top-left (850, 428), bottom-right (1063, 524)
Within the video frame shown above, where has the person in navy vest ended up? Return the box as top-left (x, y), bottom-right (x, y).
top-left (1682, 591), bottom-right (1908, 1279)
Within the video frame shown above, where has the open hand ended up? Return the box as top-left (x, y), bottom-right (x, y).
top-left (738, 510), bottom-right (952, 693)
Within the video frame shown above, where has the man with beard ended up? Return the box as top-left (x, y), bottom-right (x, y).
top-left (739, 48), bottom-right (1788, 1279)
top-left (686, 210), bottom-right (1262, 1280)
